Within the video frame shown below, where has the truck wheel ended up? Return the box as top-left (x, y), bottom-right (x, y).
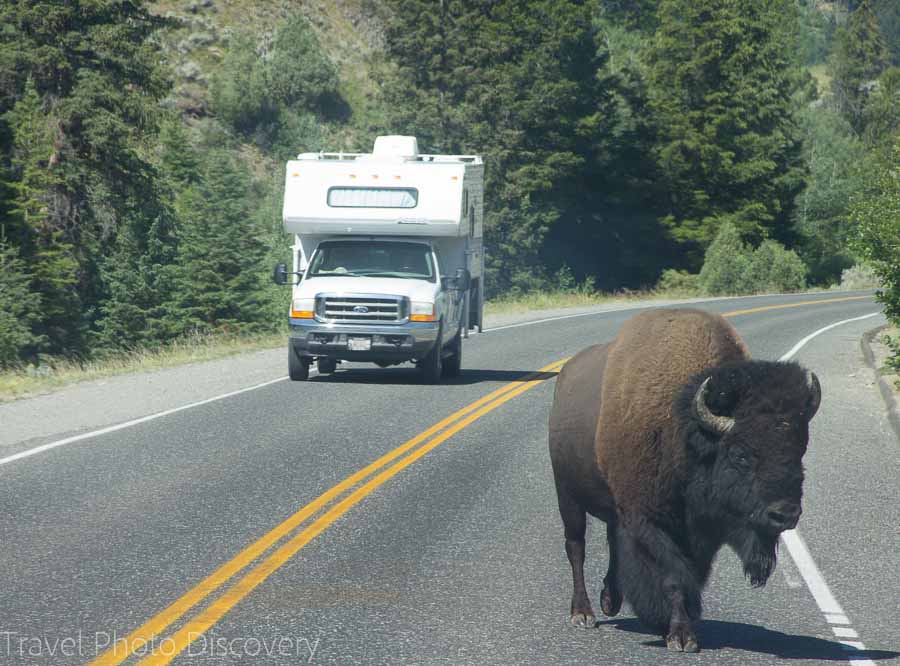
top-left (317, 357), bottom-right (337, 374)
top-left (288, 345), bottom-right (310, 381)
top-left (442, 328), bottom-right (462, 377)
top-left (420, 325), bottom-right (443, 384)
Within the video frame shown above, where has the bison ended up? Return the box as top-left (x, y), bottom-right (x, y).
top-left (549, 308), bottom-right (821, 652)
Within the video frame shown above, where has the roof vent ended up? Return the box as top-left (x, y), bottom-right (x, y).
top-left (372, 135), bottom-right (419, 159)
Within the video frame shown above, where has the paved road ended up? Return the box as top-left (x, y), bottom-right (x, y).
top-left (1, 292), bottom-right (898, 665)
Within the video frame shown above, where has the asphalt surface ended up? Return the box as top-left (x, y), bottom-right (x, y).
top-left (1, 292), bottom-right (898, 665)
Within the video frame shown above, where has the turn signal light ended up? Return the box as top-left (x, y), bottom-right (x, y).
top-left (409, 313), bottom-right (436, 322)
top-left (291, 298), bottom-right (315, 319)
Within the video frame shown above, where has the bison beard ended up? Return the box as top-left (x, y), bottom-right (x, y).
top-left (730, 528), bottom-right (778, 588)
top-left (549, 309), bottom-right (820, 653)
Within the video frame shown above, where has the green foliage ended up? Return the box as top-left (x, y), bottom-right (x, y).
top-left (862, 66), bottom-right (900, 148)
top-left (699, 223), bottom-right (806, 295)
top-left (168, 150), bottom-right (270, 334)
top-left (646, 0), bottom-right (808, 263)
top-left (829, 0), bottom-right (890, 132)
top-left (267, 15), bottom-right (339, 110)
top-left (383, 0), bottom-right (620, 297)
top-left (851, 141), bottom-right (900, 324)
top-left (797, 0), bottom-right (836, 65)
top-left (655, 269), bottom-right (701, 295)
top-left (0, 0), bottom-right (877, 370)
top-left (793, 105), bottom-right (866, 283)
top-left (209, 33), bottom-right (273, 133)
top-left (0, 236), bottom-right (43, 367)
top-left (746, 239), bottom-right (808, 293)
top-left (698, 223), bottom-right (754, 295)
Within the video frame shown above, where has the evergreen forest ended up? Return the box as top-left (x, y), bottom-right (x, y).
top-left (1, 0), bottom-right (898, 368)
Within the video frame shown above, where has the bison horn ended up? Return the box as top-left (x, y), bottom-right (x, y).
top-left (693, 377), bottom-right (735, 435)
top-left (805, 370), bottom-right (821, 420)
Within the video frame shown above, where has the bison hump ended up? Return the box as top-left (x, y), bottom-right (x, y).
top-left (595, 309), bottom-right (750, 512)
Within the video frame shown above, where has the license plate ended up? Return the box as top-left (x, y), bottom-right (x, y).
top-left (348, 337), bottom-right (371, 351)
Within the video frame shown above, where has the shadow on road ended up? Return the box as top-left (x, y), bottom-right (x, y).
top-left (309, 367), bottom-right (559, 386)
top-left (602, 617), bottom-right (899, 661)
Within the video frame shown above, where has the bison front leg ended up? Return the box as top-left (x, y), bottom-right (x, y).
top-left (600, 520), bottom-right (623, 617)
top-left (557, 492), bottom-right (596, 628)
top-left (617, 522), bottom-right (702, 652)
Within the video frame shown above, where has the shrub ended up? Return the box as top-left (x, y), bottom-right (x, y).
top-left (836, 263), bottom-right (882, 290)
top-left (267, 15), bottom-right (339, 111)
top-left (746, 240), bottom-right (807, 293)
top-left (851, 141), bottom-right (900, 324)
top-left (698, 222), bottom-right (753, 295)
top-left (209, 33), bottom-right (273, 133)
top-left (699, 223), bottom-right (808, 296)
top-left (656, 269), bottom-right (701, 295)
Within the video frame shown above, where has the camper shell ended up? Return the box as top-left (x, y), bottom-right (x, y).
top-left (276, 136), bottom-right (485, 383)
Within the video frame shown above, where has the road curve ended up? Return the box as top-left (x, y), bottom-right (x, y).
top-left (0, 292), bottom-right (898, 665)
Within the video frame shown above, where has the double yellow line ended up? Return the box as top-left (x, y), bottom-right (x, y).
top-left (93, 293), bottom-right (873, 664)
top-left (91, 359), bottom-right (568, 665)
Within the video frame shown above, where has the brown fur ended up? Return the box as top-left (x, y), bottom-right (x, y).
top-left (548, 308), bottom-right (819, 651)
top-left (596, 309), bottom-right (749, 521)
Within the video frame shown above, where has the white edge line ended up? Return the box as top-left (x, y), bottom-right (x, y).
top-left (2, 305), bottom-right (880, 469)
top-left (779, 312), bottom-right (881, 361)
top-left (777, 310), bottom-right (882, 666)
top-left (0, 375), bottom-right (288, 467)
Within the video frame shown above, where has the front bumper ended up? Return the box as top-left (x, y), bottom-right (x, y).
top-left (289, 319), bottom-right (439, 362)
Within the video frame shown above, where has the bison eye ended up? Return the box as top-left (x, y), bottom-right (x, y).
top-left (731, 449), bottom-right (751, 468)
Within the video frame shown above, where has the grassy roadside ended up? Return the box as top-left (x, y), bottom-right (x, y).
top-left (0, 331), bottom-right (286, 403)
top-left (483, 286), bottom-right (699, 315)
top-left (1, 289), bottom-right (678, 402)
top-left (872, 325), bottom-right (900, 395)
top-left (0, 285), bottom-right (868, 403)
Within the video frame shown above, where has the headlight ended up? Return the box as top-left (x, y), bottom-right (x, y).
top-left (291, 298), bottom-right (315, 319)
top-left (410, 301), bottom-right (436, 322)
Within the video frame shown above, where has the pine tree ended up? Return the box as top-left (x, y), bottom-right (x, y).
top-left (646, 0), bottom-right (808, 265)
top-left (5, 79), bottom-right (82, 355)
top-left (0, 0), bottom-right (168, 357)
top-left (169, 151), bottom-right (268, 335)
top-left (829, 0), bottom-right (890, 132)
top-left (0, 232), bottom-right (44, 367)
top-left (382, 0), bottom-right (617, 295)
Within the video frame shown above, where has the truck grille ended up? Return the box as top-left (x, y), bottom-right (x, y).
top-left (317, 294), bottom-right (407, 324)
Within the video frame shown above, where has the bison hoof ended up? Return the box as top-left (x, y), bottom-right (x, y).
top-left (666, 627), bottom-right (700, 653)
top-left (569, 612), bottom-right (598, 629)
top-left (600, 586), bottom-right (622, 617)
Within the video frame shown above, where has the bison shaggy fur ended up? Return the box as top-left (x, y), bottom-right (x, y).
top-left (549, 308), bottom-right (821, 652)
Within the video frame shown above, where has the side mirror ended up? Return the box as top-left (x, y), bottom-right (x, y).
top-left (455, 268), bottom-right (471, 292)
top-left (273, 262), bottom-right (288, 285)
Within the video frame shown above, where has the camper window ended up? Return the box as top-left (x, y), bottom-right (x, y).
top-left (327, 187), bottom-right (418, 208)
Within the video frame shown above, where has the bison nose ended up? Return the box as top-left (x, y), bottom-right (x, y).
top-left (766, 502), bottom-right (802, 531)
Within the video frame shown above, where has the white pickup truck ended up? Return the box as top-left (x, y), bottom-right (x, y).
top-left (274, 136), bottom-right (484, 383)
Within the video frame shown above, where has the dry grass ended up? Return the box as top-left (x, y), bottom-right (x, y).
top-left (0, 331), bottom-right (286, 403)
top-left (483, 286), bottom-right (698, 316)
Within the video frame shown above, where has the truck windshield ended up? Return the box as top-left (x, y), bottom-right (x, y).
top-left (308, 241), bottom-right (435, 281)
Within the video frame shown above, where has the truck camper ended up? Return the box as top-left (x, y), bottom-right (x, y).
top-left (274, 135), bottom-right (484, 383)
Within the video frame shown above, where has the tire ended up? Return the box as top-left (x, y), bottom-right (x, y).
top-left (317, 357), bottom-right (337, 374)
top-left (442, 328), bottom-right (462, 377)
top-left (420, 324), bottom-right (443, 384)
top-left (288, 344), bottom-right (310, 381)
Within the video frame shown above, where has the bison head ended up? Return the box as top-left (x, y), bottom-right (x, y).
top-left (681, 361), bottom-right (821, 586)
